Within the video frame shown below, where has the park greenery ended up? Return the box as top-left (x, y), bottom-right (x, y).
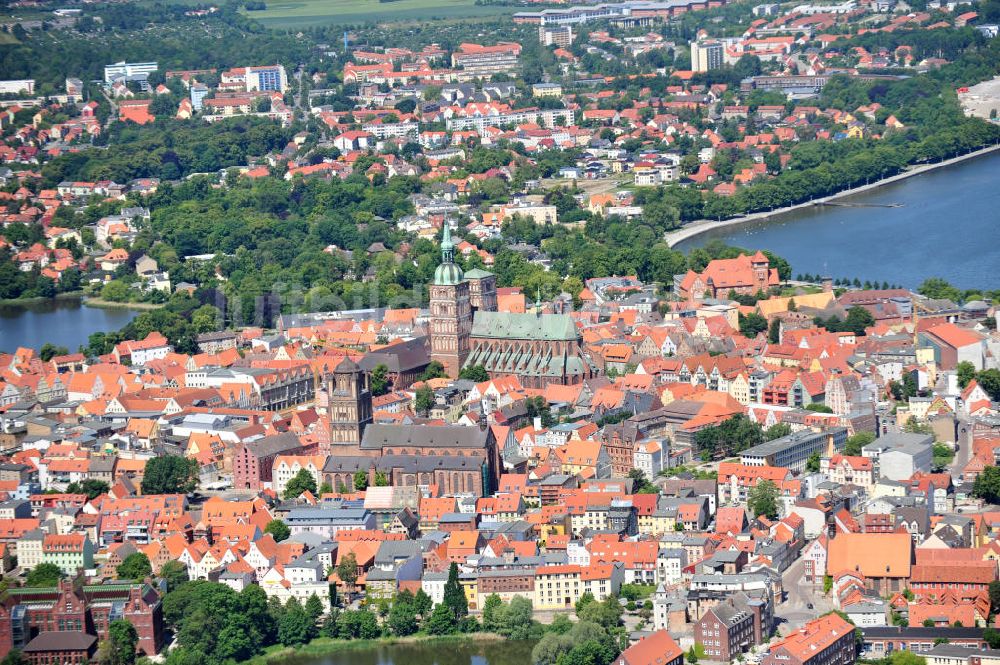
top-left (151, 560), bottom-right (626, 665)
top-left (694, 414), bottom-right (791, 461)
top-left (141, 455), bottom-right (200, 495)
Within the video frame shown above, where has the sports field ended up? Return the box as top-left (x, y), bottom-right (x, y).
top-left (241, 0), bottom-right (515, 28)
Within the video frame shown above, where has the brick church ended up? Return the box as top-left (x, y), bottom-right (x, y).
top-left (430, 223), bottom-right (594, 387)
top-left (318, 357), bottom-right (501, 496)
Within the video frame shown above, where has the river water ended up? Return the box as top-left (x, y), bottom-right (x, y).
top-left (0, 298), bottom-right (139, 354)
top-left (279, 640), bottom-right (537, 665)
top-left (675, 150), bottom-right (1000, 290)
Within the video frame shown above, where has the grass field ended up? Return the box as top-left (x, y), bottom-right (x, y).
top-left (240, 0), bottom-right (515, 28)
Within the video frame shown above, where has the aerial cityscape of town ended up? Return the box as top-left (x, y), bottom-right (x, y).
top-left (0, 0), bottom-right (1000, 664)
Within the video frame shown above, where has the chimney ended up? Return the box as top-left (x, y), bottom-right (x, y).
top-left (534, 416), bottom-right (542, 430)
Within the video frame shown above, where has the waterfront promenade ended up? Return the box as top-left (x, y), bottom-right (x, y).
top-left (664, 142), bottom-right (1000, 248)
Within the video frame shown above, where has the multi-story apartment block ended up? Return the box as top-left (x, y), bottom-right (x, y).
top-left (451, 43), bottom-right (521, 75)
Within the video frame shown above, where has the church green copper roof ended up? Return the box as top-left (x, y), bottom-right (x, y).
top-left (434, 262), bottom-right (464, 286)
top-left (434, 222), bottom-right (464, 285)
top-left (470, 311), bottom-right (578, 341)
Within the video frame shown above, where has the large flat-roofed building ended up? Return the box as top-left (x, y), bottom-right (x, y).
top-left (740, 427), bottom-right (847, 472)
top-left (104, 61), bottom-right (158, 85)
top-left (861, 432), bottom-right (933, 481)
top-left (0, 80), bottom-right (35, 95)
top-left (451, 42), bottom-right (522, 75)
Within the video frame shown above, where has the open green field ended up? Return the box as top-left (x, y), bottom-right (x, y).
top-left (239, 0), bottom-right (516, 28)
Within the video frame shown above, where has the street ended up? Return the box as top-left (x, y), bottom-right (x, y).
top-left (775, 556), bottom-right (832, 634)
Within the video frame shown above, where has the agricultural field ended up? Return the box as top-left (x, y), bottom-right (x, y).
top-left (239, 0), bottom-right (516, 28)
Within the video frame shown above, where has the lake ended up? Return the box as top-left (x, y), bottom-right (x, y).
top-left (675, 150), bottom-right (1000, 290)
top-left (0, 298), bottom-right (139, 353)
top-left (277, 640), bottom-right (537, 665)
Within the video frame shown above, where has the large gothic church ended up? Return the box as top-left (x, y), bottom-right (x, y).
top-left (429, 224), bottom-right (594, 388)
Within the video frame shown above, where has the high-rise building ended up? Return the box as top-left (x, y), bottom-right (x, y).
top-left (539, 25), bottom-right (573, 47)
top-left (429, 223), bottom-right (472, 378)
top-left (190, 83), bottom-right (209, 111)
top-left (690, 40), bottom-right (724, 72)
top-left (245, 65), bottom-right (288, 92)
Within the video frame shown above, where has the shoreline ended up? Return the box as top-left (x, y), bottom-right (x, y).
top-left (82, 297), bottom-right (163, 311)
top-left (0, 291), bottom-right (86, 307)
top-left (664, 142), bottom-right (1000, 249)
top-left (242, 633), bottom-right (509, 664)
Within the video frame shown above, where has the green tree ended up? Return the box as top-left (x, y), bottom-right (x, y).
top-left (738, 312), bottom-right (768, 338)
top-left (482, 594), bottom-right (504, 633)
top-left (278, 599), bottom-right (315, 646)
top-left (989, 581), bottom-right (1000, 619)
top-left (141, 455), bottom-right (198, 495)
top-left (415, 384), bottom-right (435, 416)
top-left (957, 361), bottom-right (977, 389)
top-left (576, 595), bottom-right (622, 630)
top-left (764, 423), bottom-right (792, 441)
top-left (66, 478), bottom-right (109, 499)
top-left (747, 479), bottom-right (780, 519)
top-left (39, 343), bottom-right (69, 362)
top-left (575, 591), bottom-right (596, 615)
top-left (284, 468), bottom-right (317, 499)
top-left (304, 593), bottom-right (324, 625)
top-left (352, 471), bottom-right (369, 491)
top-left (0, 650), bottom-right (25, 665)
top-left (973, 466), bottom-right (1000, 504)
top-left (26, 563), bottom-right (62, 587)
top-left (627, 469), bottom-right (659, 494)
top-left (917, 278), bottom-right (961, 302)
top-left (413, 588), bottom-right (433, 620)
top-left (425, 602), bottom-right (457, 635)
top-left (687, 646), bottom-right (699, 664)
top-left (978, 369), bottom-right (1000, 401)
top-left (190, 304), bottom-right (221, 334)
top-left (767, 317), bottom-right (781, 344)
top-left (419, 361), bottom-right (446, 381)
top-left (105, 619), bottom-right (138, 665)
top-left (336, 552), bottom-right (359, 599)
top-left (805, 451), bottom-right (822, 473)
top-left (843, 306), bottom-right (876, 335)
top-left (442, 562), bottom-right (468, 621)
top-left (159, 560), bottom-right (189, 590)
top-left (101, 279), bottom-right (131, 302)
top-left (370, 364), bottom-right (389, 396)
top-left (117, 552), bottom-right (152, 581)
top-left (388, 591), bottom-right (419, 636)
top-left (886, 651), bottom-right (928, 665)
top-left (264, 519), bottom-right (290, 542)
top-left (458, 365), bottom-right (490, 382)
top-left (843, 431), bottom-right (876, 456)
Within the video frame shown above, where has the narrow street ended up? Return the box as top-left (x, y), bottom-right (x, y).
top-left (775, 556), bottom-right (832, 634)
